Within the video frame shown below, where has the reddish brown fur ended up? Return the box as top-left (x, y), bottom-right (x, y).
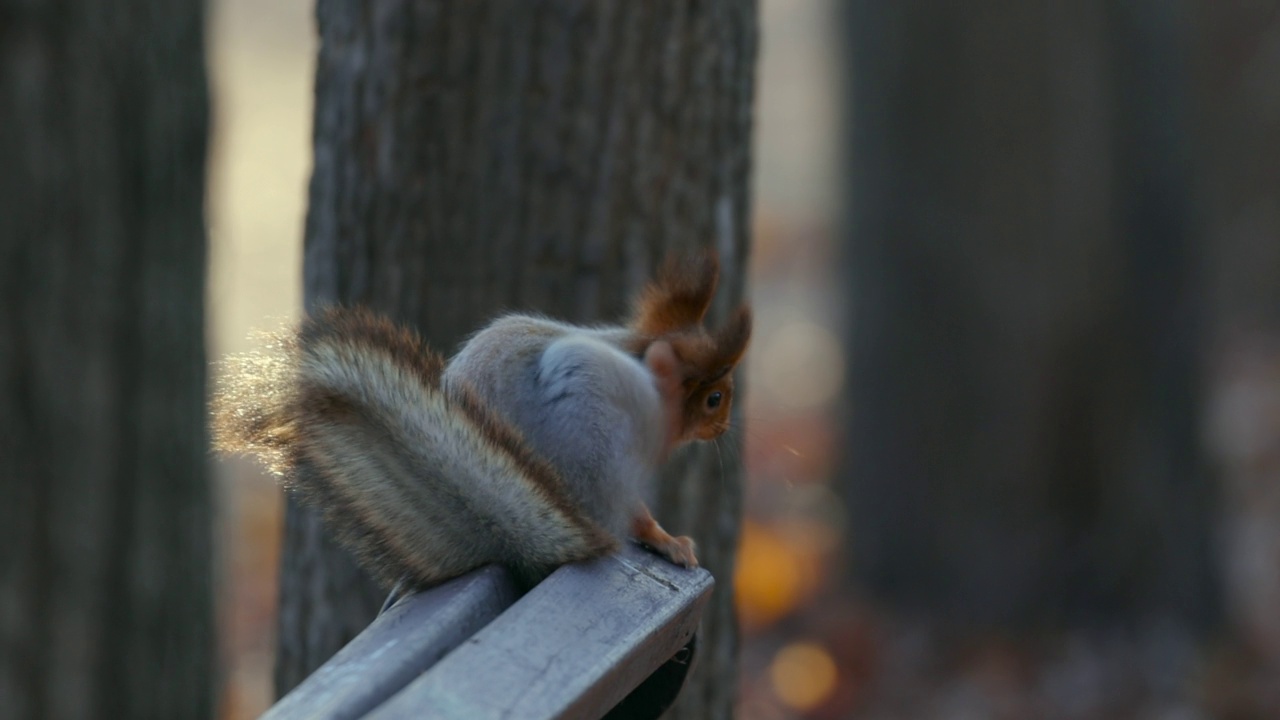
top-left (629, 250), bottom-right (752, 445)
top-left (630, 250), bottom-right (720, 338)
top-left (302, 306), bottom-right (447, 385)
top-left (669, 305), bottom-right (752, 441)
top-left (632, 504), bottom-right (697, 568)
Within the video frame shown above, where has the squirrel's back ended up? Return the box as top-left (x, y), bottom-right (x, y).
top-left (445, 314), bottom-right (664, 538)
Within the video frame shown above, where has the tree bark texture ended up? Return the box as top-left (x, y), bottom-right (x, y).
top-left (840, 0), bottom-right (1217, 629)
top-left (0, 2), bottom-right (214, 719)
top-left (277, 2), bottom-right (757, 717)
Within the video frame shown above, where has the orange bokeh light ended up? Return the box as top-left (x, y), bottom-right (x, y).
top-left (735, 519), bottom-right (826, 632)
top-left (770, 642), bottom-right (839, 712)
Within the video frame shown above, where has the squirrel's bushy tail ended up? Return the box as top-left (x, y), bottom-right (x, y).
top-left (212, 307), bottom-right (618, 589)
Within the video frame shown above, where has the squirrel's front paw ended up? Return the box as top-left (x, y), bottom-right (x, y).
top-left (653, 534), bottom-right (699, 569)
top-left (633, 505), bottom-right (699, 568)
top-left (660, 535), bottom-right (701, 568)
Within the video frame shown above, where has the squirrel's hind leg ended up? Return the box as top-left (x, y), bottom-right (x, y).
top-left (632, 503), bottom-right (698, 568)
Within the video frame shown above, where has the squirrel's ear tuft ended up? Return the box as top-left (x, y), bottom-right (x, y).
top-left (713, 305), bottom-right (752, 368)
top-left (632, 248), bottom-right (720, 336)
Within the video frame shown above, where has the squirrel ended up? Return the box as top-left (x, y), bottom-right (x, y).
top-left (212, 250), bottom-right (750, 590)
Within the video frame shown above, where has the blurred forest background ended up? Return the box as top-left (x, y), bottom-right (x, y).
top-left (200, 0), bottom-right (1280, 718)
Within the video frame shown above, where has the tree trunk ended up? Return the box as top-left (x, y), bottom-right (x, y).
top-left (1196, 2), bottom-right (1280, 335)
top-left (839, 0), bottom-right (1217, 630)
top-left (0, 2), bottom-right (214, 719)
top-left (276, 1), bottom-right (757, 715)
top-left (1195, 0), bottom-right (1280, 658)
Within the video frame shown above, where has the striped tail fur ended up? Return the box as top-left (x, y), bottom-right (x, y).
top-left (211, 307), bottom-right (618, 588)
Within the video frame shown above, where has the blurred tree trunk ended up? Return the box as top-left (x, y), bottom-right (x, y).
top-left (1197, 3), bottom-right (1280, 337)
top-left (0, 2), bottom-right (213, 719)
top-left (1195, 1), bottom-right (1280, 657)
top-left (839, 0), bottom-right (1217, 629)
top-left (276, 1), bottom-right (757, 716)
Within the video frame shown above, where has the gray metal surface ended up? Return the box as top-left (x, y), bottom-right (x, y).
top-left (365, 544), bottom-right (714, 720)
top-left (264, 566), bottom-right (520, 720)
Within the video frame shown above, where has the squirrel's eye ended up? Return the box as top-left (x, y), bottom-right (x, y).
top-left (706, 391), bottom-right (723, 409)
